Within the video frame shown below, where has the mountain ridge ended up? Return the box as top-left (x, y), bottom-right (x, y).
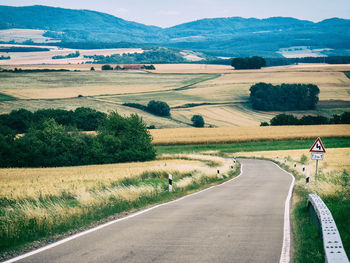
top-left (1, 5), bottom-right (349, 57)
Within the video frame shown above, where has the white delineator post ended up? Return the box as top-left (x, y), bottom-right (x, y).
top-left (169, 174), bottom-right (173, 192)
top-left (217, 169), bottom-right (220, 178)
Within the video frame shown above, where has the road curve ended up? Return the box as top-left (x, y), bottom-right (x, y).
top-left (7, 159), bottom-right (293, 263)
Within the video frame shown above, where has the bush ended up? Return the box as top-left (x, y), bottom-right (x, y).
top-left (101, 64), bottom-right (113, 70)
top-left (260, 122), bottom-right (269, 126)
top-left (191, 115), bottom-right (205, 127)
top-left (270, 114), bottom-right (299, 126)
top-left (147, 100), bottom-right (170, 117)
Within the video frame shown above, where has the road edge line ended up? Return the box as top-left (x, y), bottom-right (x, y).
top-left (273, 162), bottom-right (295, 263)
top-left (2, 164), bottom-right (244, 263)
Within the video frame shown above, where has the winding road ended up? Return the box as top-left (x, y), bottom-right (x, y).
top-left (5, 159), bottom-right (294, 263)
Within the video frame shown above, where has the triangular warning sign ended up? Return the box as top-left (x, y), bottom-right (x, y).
top-left (310, 137), bottom-right (326, 153)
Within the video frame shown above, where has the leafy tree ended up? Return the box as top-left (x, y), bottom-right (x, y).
top-left (97, 112), bottom-right (155, 163)
top-left (191, 115), bottom-right (205, 127)
top-left (147, 100), bottom-right (170, 117)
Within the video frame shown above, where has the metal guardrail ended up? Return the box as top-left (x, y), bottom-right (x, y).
top-left (307, 193), bottom-right (349, 263)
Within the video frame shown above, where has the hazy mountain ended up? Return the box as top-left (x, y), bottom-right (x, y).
top-left (0, 5), bottom-right (166, 43)
top-left (0, 5), bottom-right (349, 57)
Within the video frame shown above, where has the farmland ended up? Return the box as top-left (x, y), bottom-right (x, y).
top-left (0, 63), bottom-right (349, 127)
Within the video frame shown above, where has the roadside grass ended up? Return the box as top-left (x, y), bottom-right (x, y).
top-left (155, 137), bottom-right (350, 154)
top-left (0, 155), bottom-right (240, 258)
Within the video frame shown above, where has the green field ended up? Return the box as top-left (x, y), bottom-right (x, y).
top-left (155, 137), bottom-right (350, 154)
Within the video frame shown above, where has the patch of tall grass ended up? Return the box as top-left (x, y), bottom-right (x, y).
top-left (0, 157), bottom-right (240, 255)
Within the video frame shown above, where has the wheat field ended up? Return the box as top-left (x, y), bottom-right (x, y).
top-left (150, 125), bottom-right (350, 145)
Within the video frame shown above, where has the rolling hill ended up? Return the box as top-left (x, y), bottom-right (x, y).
top-left (0, 5), bottom-right (350, 57)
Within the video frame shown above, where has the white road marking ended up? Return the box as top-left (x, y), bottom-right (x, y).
top-left (273, 162), bottom-right (295, 263)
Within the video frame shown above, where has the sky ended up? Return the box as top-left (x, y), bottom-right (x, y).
top-left (1, 0), bottom-right (350, 28)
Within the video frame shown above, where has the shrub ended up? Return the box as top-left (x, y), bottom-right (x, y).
top-left (191, 115), bottom-right (205, 127)
top-left (101, 64), bottom-right (113, 70)
top-left (260, 122), bottom-right (269, 126)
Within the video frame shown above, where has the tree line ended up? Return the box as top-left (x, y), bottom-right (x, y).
top-left (231, 56), bottom-right (266, 69)
top-left (87, 48), bottom-right (185, 64)
top-left (52, 51), bottom-right (80, 59)
top-left (0, 110), bottom-right (155, 168)
top-left (250, 82), bottom-right (320, 111)
top-left (261, 112), bottom-right (350, 126)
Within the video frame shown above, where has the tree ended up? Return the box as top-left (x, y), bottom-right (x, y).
top-left (191, 115), bottom-right (205, 127)
top-left (147, 100), bottom-right (170, 117)
top-left (97, 112), bottom-right (155, 163)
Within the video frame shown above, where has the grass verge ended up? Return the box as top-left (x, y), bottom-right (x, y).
top-left (261, 159), bottom-right (349, 263)
top-left (0, 162), bottom-right (241, 259)
top-left (155, 137), bottom-right (350, 154)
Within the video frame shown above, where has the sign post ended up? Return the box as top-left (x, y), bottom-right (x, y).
top-left (309, 137), bottom-right (326, 178)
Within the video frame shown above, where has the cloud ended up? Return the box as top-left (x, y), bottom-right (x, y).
top-left (158, 10), bottom-right (181, 16)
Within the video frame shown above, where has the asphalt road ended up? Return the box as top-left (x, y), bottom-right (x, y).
top-left (10, 159), bottom-right (293, 263)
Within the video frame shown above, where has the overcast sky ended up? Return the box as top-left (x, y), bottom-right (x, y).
top-left (2, 0), bottom-right (350, 28)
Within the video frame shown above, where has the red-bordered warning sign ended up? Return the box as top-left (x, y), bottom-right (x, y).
top-left (309, 137), bottom-right (326, 153)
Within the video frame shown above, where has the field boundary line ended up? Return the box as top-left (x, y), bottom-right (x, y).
top-left (272, 162), bottom-right (295, 263)
top-left (2, 163), bottom-right (244, 263)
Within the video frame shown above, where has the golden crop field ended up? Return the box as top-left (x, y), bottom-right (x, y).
top-left (150, 125), bottom-right (350, 145)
